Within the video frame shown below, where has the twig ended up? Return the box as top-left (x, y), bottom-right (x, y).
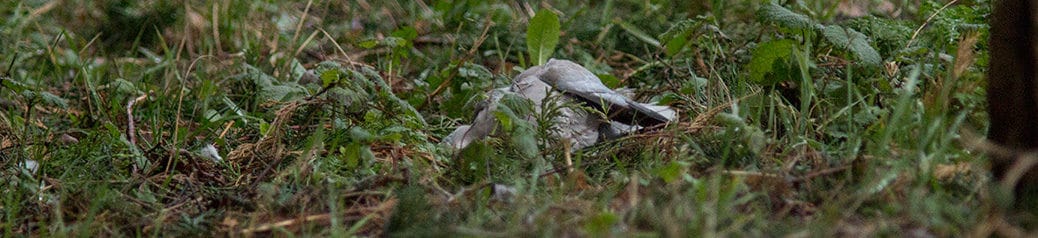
top-left (167, 55), bottom-right (213, 173)
top-left (683, 91), bottom-right (759, 133)
top-left (1, 51), bottom-right (17, 91)
top-left (789, 165), bottom-right (851, 183)
top-left (126, 94), bottom-right (149, 146)
top-left (1002, 154), bottom-right (1038, 191)
top-left (305, 82), bottom-right (335, 101)
top-left (240, 214), bottom-right (332, 234)
top-left (420, 16), bottom-right (494, 110)
top-left (217, 120), bottom-right (234, 141)
top-left (905, 0), bottom-right (959, 49)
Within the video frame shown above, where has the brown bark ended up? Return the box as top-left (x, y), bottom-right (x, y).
top-left (988, 0), bottom-right (1038, 206)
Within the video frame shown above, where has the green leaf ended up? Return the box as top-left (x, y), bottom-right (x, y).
top-left (358, 39), bottom-right (378, 49)
top-left (510, 123), bottom-right (539, 159)
top-left (526, 9), bottom-right (560, 65)
top-left (391, 26), bottom-right (419, 45)
top-left (584, 212), bottom-right (620, 236)
top-left (36, 91), bottom-right (68, 109)
top-left (458, 62), bottom-right (492, 79)
top-left (320, 69), bottom-right (340, 87)
top-left (259, 120), bottom-right (270, 136)
top-left (660, 19), bottom-right (703, 56)
top-left (617, 20), bottom-right (661, 47)
top-left (821, 25), bottom-right (882, 66)
top-left (240, 64), bottom-right (305, 102)
top-left (664, 34), bottom-right (688, 56)
top-left (341, 143), bottom-right (375, 168)
top-left (350, 126), bottom-right (376, 142)
top-left (111, 78), bottom-right (139, 94)
top-left (1, 77), bottom-right (30, 92)
top-left (747, 39), bottom-right (796, 85)
top-left (596, 74), bottom-right (621, 89)
top-left (756, 3), bottom-right (816, 30)
top-left (656, 161), bottom-right (686, 183)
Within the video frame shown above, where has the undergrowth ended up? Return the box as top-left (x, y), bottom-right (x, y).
top-left (0, 0), bottom-right (1003, 236)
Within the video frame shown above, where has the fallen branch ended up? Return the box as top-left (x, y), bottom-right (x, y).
top-left (240, 214), bottom-right (332, 234)
top-left (126, 94), bottom-right (149, 145)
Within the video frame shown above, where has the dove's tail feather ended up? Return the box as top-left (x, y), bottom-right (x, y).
top-left (599, 121), bottom-right (641, 140)
top-left (620, 101), bottom-right (676, 127)
top-left (640, 104), bottom-right (677, 121)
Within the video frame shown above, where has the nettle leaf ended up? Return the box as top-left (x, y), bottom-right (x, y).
top-left (846, 17), bottom-right (913, 56)
top-left (597, 74), bottom-right (621, 89)
top-left (747, 39), bottom-right (796, 85)
top-left (617, 20), bottom-right (661, 47)
top-left (34, 91), bottom-right (69, 108)
top-left (491, 93), bottom-right (539, 158)
top-left (498, 93), bottom-right (536, 117)
top-left (822, 25), bottom-right (882, 66)
top-left (320, 69), bottom-right (340, 87)
top-left (510, 122), bottom-right (539, 159)
top-left (458, 62), bottom-right (492, 79)
top-left (660, 19), bottom-right (703, 56)
top-left (1, 77), bottom-right (30, 92)
top-left (358, 39), bottom-right (378, 49)
top-left (391, 27), bottom-right (418, 46)
top-left (756, 3), bottom-right (817, 30)
top-left (111, 78), bottom-right (140, 94)
top-left (526, 9), bottom-right (560, 65)
top-left (239, 65), bottom-right (305, 102)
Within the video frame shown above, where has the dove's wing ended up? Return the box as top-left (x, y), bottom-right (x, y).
top-left (511, 65), bottom-right (552, 107)
top-left (511, 63), bottom-right (602, 150)
top-left (444, 88), bottom-right (511, 150)
top-left (538, 59), bottom-right (674, 126)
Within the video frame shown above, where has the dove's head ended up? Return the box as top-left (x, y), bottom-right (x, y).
top-left (532, 59), bottom-right (564, 85)
top-left (535, 59), bottom-right (587, 85)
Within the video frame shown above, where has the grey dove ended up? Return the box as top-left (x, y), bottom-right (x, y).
top-left (445, 59), bottom-right (676, 151)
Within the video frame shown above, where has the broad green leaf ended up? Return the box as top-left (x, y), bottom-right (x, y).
top-left (596, 74), bottom-right (621, 89)
top-left (222, 96), bottom-right (248, 123)
top-left (664, 35), bottom-right (689, 56)
top-left (1, 77), bottom-right (30, 92)
top-left (259, 120), bottom-right (270, 136)
top-left (320, 69), bottom-right (340, 87)
top-left (585, 212), bottom-right (620, 236)
top-left (660, 19), bottom-right (702, 56)
top-left (747, 39), bottom-right (796, 85)
top-left (821, 25), bottom-right (882, 67)
top-left (510, 123), bottom-right (539, 159)
top-left (341, 143), bottom-right (375, 168)
top-left (240, 64), bottom-right (305, 102)
top-left (358, 39), bottom-right (378, 49)
top-left (289, 59), bottom-right (306, 82)
top-left (204, 109), bottom-right (222, 122)
top-left (391, 27), bottom-right (418, 45)
top-left (756, 3), bottom-right (816, 30)
top-left (36, 91), bottom-right (69, 109)
top-left (111, 78), bottom-right (139, 94)
top-left (350, 126), bottom-right (376, 142)
top-left (458, 62), bottom-right (492, 79)
top-left (617, 20), bottom-right (661, 47)
top-left (656, 161), bottom-right (686, 183)
top-left (526, 9), bottom-right (560, 65)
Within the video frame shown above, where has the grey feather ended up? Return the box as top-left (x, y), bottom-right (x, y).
top-left (444, 58), bottom-right (677, 152)
top-left (537, 59), bottom-right (676, 126)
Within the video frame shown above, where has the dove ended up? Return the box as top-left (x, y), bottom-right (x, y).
top-left (444, 59), bottom-right (676, 151)
top-left (534, 59), bottom-right (676, 126)
top-left (443, 87), bottom-right (510, 150)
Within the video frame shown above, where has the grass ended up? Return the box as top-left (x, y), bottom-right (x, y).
top-left (0, 0), bottom-right (1005, 236)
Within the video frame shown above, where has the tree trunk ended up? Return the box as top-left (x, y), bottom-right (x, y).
top-left (988, 0), bottom-right (1038, 207)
